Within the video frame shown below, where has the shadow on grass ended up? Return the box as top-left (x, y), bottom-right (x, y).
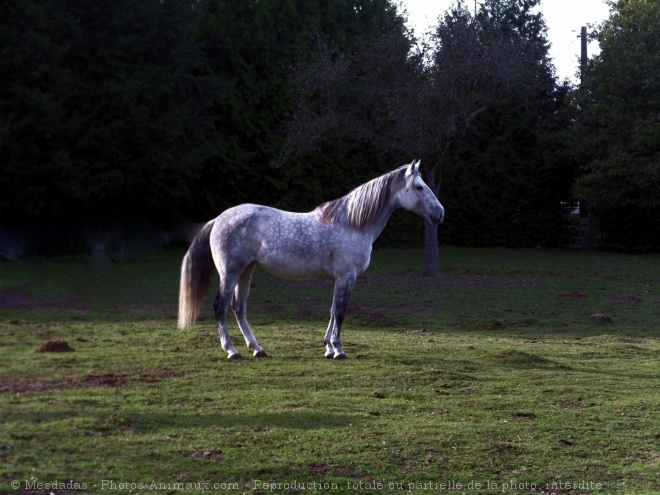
top-left (132, 411), bottom-right (363, 431)
top-left (4, 410), bottom-right (362, 433)
top-left (484, 349), bottom-right (570, 369)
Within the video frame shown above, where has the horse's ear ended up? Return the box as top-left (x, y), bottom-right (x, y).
top-left (405, 160), bottom-right (420, 177)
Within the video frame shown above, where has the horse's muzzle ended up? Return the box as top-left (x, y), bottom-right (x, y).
top-left (429, 205), bottom-right (445, 225)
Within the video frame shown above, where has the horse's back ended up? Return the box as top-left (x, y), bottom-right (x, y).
top-left (210, 204), bottom-right (337, 279)
top-left (213, 204), bottom-right (318, 240)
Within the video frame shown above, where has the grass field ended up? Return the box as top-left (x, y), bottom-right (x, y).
top-left (0, 247), bottom-right (658, 495)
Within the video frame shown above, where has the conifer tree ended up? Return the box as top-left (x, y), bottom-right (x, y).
top-left (569, 0), bottom-right (660, 249)
top-left (0, 0), bottom-right (221, 226)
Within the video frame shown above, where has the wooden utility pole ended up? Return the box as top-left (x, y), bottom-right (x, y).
top-left (580, 26), bottom-right (587, 83)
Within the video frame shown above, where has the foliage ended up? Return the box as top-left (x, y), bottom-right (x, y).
top-left (568, 0), bottom-right (660, 248)
top-left (280, 0), bottom-right (566, 265)
top-left (194, 0), bottom-right (407, 215)
top-left (0, 0), bottom-right (222, 224)
top-left (1, 248), bottom-right (659, 493)
top-left (0, 0), bottom-right (409, 256)
top-left (440, 0), bottom-right (573, 247)
top-left (3, 0), bottom-right (652, 254)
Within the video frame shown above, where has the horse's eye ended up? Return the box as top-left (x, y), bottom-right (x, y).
top-left (415, 185), bottom-right (423, 191)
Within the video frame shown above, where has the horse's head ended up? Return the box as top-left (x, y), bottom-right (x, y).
top-left (395, 160), bottom-right (445, 225)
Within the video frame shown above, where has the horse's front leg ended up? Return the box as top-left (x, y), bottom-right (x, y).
top-left (324, 272), bottom-right (356, 359)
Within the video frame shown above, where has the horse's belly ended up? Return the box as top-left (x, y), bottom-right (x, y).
top-left (256, 255), bottom-right (332, 281)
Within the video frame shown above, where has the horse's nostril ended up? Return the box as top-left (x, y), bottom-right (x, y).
top-left (433, 207), bottom-right (445, 225)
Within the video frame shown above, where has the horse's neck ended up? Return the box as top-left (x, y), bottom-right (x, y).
top-left (363, 200), bottom-right (397, 243)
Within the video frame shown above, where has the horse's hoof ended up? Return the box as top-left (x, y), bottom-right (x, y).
top-left (254, 350), bottom-right (268, 358)
top-left (325, 352), bottom-right (335, 358)
top-left (334, 353), bottom-right (348, 360)
top-left (228, 353), bottom-right (242, 360)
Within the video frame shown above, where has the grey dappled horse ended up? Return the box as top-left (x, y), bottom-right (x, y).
top-left (178, 160), bottom-right (444, 359)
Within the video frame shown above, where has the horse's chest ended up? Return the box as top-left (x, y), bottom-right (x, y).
top-left (335, 241), bottom-right (372, 274)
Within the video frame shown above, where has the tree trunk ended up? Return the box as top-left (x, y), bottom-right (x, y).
top-left (423, 220), bottom-right (439, 277)
top-left (422, 162), bottom-right (441, 277)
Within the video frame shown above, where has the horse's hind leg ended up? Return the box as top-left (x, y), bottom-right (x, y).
top-left (214, 276), bottom-right (242, 360)
top-left (232, 263), bottom-right (267, 358)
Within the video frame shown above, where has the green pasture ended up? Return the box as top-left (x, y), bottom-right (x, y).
top-left (0, 248), bottom-right (658, 494)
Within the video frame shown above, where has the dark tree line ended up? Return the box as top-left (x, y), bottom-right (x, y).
top-left (567, 0), bottom-right (660, 250)
top-left (280, 0), bottom-right (570, 273)
top-left (1, 0), bottom-right (221, 223)
top-left (1, 0), bottom-right (657, 259)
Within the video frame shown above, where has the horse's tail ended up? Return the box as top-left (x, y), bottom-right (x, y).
top-left (178, 220), bottom-right (216, 330)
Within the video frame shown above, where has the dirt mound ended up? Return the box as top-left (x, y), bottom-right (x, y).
top-left (590, 313), bottom-right (614, 324)
top-left (181, 448), bottom-right (225, 463)
top-left (612, 295), bottom-right (643, 305)
top-left (486, 350), bottom-right (555, 367)
top-left (560, 290), bottom-right (588, 299)
top-left (34, 340), bottom-right (74, 353)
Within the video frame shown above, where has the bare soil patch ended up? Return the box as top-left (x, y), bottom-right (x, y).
top-left (277, 271), bottom-right (541, 292)
top-left (364, 312), bottom-right (396, 328)
top-left (1, 368), bottom-right (184, 394)
top-left (0, 283), bottom-right (87, 311)
top-left (307, 462), bottom-right (356, 478)
top-left (261, 303), bottom-right (284, 313)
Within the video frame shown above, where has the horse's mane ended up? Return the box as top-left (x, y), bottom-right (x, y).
top-left (318, 165), bottom-right (411, 230)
